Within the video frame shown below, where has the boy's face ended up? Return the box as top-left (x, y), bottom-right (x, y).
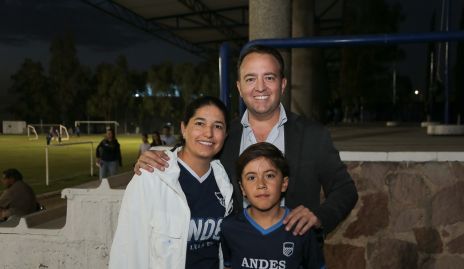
top-left (240, 157), bottom-right (288, 212)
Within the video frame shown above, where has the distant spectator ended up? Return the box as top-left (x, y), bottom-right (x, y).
top-left (150, 131), bottom-right (163, 147)
top-left (138, 133), bottom-right (151, 158)
top-left (75, 124), bottom-right (81, 137)
top-left (96, 128), bottom-right (122, 179)
top-left (160, 125), bottom-right (177, 146)
top-left (0, 168), bottom-right (39, 221)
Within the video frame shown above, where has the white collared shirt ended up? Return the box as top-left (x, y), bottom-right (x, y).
top-left (239, 103), bottom-right (287, 155)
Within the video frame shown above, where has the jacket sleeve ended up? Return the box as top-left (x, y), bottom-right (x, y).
top-left (117, 141), bottom-right (122, 166)
top-left (302, 229), bottom-right (326, 269)
top-left (109, 173), bottom-right (153, 269)
top-left (312, 128), bottom-right (358, 234)
top-left (96, 140), bottom-right (103, 158)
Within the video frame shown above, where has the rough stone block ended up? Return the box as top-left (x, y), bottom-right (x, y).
top-left (431, 182), bottom-right (464, 226)
top-left (344, 192), bottom-right (389, 238)
top-left (387, 172), bottom-right (431, 207)
top-left (324, 244), bottom-right (366, 269)
top-left (413, 227), bottom-right (443, 254)
top-left (367, 239), bottom-right (418, 269)
top-left (447, 233), bottom-right (464, 254)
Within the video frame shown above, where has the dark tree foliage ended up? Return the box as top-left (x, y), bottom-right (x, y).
top-left (9, 59), bottom-right (51, 122)
top-left (339, 0), bottom-right (404, 118)
top-left (49, 32), bottom-right (81, 124)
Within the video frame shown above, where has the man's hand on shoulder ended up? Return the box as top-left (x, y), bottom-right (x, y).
top-left (133, 150), bottom-right (170, 175)
top-left (283, 205), bottom-right (321, 236)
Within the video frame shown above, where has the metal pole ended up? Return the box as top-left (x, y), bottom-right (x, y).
top-left (45, 146), bottom-right (49, 186)
top-left (443, 0), bottom-right (450, 124)
top-left (90, 142), bottom-right (94, 176)
top-left (219, 42), bottom-right (230, 109)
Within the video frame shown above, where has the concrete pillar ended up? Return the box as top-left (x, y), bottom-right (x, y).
top-left (249, 0), bottom-right (292, 109)
top-left (291, 0), bottom-right (329, 121)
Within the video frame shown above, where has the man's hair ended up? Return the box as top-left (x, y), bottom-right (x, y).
top-left (2, 168), bottom-right (23, 181)
top-left (236, 142), bottom-right (289, 183)
top-left (237, 45), bottom-right (285, 79)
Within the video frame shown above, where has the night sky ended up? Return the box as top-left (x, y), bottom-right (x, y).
top-left (0, 0), bottom-right (463, 114)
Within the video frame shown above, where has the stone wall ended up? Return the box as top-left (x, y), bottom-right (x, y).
top-left (1, 159), bottom-right (463, 268)
top-left (325, 162), bottom-right (464, 269)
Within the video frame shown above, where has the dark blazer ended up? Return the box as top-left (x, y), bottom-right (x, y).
top-left (220, 111), bottom-right (358, 234)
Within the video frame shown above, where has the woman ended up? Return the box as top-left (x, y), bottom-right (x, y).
top-left (150, 131), bottom-right (163, 147)
top-left (109, 96), bottom-right (233, 269)
top-left (96, 128), bottom-right (122, 179)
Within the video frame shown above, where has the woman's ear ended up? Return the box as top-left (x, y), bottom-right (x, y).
top-left (180, 122), bottom-right (186, 138)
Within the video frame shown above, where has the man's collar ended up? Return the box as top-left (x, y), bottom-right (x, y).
top-left (240, 103), bottom-right (287, 128)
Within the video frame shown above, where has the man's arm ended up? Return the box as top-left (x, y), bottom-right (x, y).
top-left (312, 127), bottom-right (358, 234)
top-left (133, 149), bottom-right (171, 174)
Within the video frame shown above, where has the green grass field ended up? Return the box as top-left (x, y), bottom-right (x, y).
top-left (0, 134), bottom-right (142, 195)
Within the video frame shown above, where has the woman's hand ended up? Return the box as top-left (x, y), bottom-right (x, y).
top-left (133, 150), bottom-right (171, 175)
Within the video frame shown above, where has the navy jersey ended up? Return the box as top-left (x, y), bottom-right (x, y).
top-left (221, 208), bottom-right (325, 269)
top-left (178, 161), bottom-right (226, 269)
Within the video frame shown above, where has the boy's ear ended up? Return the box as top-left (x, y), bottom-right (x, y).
top-left (281, 176), bottom-right (289, 192)
top-left (239, 182), bottom-right (246, 197)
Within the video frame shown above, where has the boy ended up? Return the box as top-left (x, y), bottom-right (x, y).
top-left (221, 142), bottom-right (325, 269)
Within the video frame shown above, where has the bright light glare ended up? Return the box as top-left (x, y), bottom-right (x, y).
top-left (135, 93), bottom-right (140, 97)
top-left (414, 90), bottom-right (419, 95)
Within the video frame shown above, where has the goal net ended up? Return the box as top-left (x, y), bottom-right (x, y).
top-left (75, 121), bottom-right (120, 135)
top-left (27, 123), bottom-right (70, 141)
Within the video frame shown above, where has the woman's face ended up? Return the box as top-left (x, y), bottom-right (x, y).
top-left (181, 104), bottom-right (227, 161)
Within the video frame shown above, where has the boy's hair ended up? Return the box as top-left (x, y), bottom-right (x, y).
top-left (236, 142), bottom-right (289, 182)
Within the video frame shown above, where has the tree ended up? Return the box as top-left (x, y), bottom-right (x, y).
top-left (48, 32), bottom-right (81, 124)
top-left (87, 55), bottom-right (134, 122)
top-left (9, 59), bottom-right (51, 122)
top-left (339, 0), bottom-right (404, 119)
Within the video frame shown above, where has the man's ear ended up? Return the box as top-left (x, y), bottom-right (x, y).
top-left (281, 176), bottom-right (289, 192)
top-left (280, 77), bottom-right (287, 96)
top-left (236, 81), bottom-right (243, 97)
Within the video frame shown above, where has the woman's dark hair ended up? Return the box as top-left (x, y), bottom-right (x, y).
top-left (236, 142), bottom-right (289, 183)
top-left (182, 96), bottom-right (229, 132)
top-left (237, 45), bottom-right (285, 79)
top-left (151, 131), bottom-right (162, 146)
top-left (2, 168), bottom-right (23, 181)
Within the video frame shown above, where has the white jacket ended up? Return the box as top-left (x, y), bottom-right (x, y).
top-left (109, 148), bottom-right (234, 269)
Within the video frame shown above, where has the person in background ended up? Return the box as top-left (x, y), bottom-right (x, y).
top-left (150, 131), bottom-right (163, 147)
top-left (138, 133), bottom-right (151, 158)
top-left (109, 96), bottom-right (233, 269)
top-left (0, 168), bottom-right (39, 221)
top-left (221, 142), bottom-right (325, 269)
top-left (96, 128), bottom-right (122, 179)
top-left (161, 125), bottom-right (177, 146)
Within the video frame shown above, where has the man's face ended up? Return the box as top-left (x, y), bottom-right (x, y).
top-left (237, 52), bottom-right (287, 118)
top-left (1, 175), bottom-right (13, 188)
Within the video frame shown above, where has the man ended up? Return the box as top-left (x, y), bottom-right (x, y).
top-left (161, 125), bottom-right (177, 146)
top-left (0, 168), bottom-right (39, 221)
top-left (135, 45), bottom-right (357, 236)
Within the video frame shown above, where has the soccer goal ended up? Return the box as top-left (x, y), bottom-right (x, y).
top-left (44, 141), bottom-right (94, 186)
top-left (27, 123), bottom-right (70, 141)
top-left (75, 120), bottom-right (120, 135)
top-left (27, 125), bottom-right (38, 140)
